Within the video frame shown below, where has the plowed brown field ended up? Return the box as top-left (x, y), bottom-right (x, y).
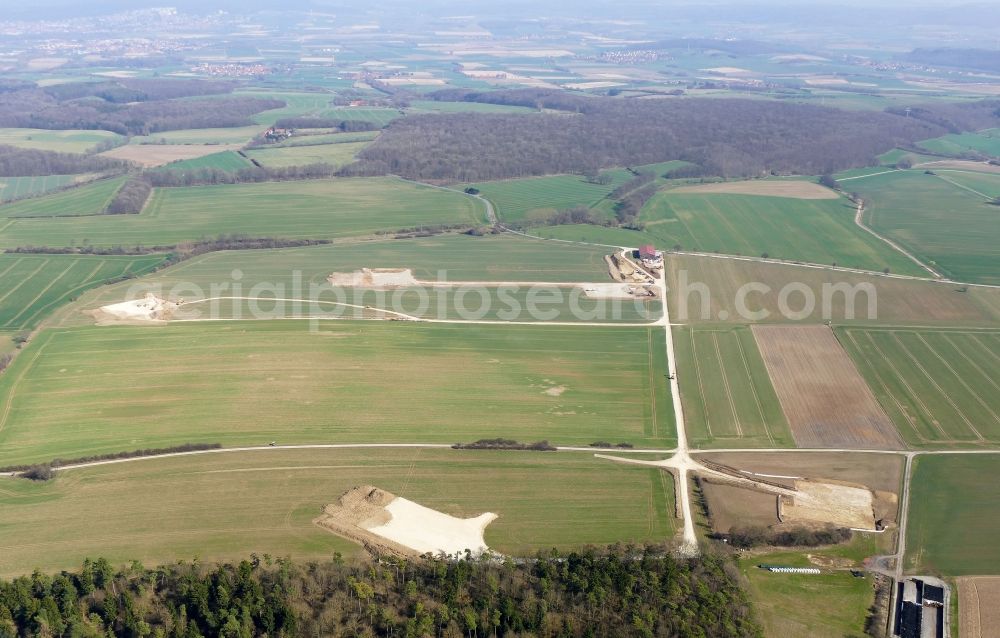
top-left (752, 325), bottom-right (903, 449)
top-left (958, 576), bottom-right (1000, 638)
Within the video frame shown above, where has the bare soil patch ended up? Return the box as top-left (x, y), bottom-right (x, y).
top-left (579, 283), bottom-right (656, 299)
top-left (315, 485), bottom-right (497, 558)
top-left (328, 268), bottom-right (419, 288)
top-left (99, 143), bottom-right (243, 167)
top-left (782, 479), bottom-right (875, 530)
top-left (752, 325), bottom-right (903, 449)
top-left (671, 180), bottom-right (839, 199)
top-left (958, 576), bottom-right (1000, 638)
top-left (88, 294), bottom-right (178, 325)
top-left (701, 481), bottom-right (779, 531)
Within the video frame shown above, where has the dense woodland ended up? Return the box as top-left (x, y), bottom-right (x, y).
top-left (0, 86), bottom-right (282, 135)
top-left (0, 546), bottom-right (762, 638)
top-left (0, 145), bottom-right (126, 177)
top-left (355, 90), bottom-right (981, 181)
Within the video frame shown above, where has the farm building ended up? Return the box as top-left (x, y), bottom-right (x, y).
top-left (638, 244), bottom-right (663, 270)
top-left (893, 577), bottom-right (945, 638)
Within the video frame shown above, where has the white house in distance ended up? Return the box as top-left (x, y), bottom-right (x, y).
top-left (639, 244), bottom-right (663, 270)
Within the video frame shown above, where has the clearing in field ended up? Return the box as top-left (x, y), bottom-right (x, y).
top-left (0, 321), bottom-right (673, 465)
top-left (840, 328), bottom-right (1000, 446)
top-left (0, 253), bottom-right (164, 330)
top-left (245, 141), bottom-right (369, 169)
top-left (314, 485), bottom-right (496, 557)
top-left (99, 143), bottom-right (244, 167)
top-left (0, 177), bottom-right (484, 248)
top-left (666, 253), bottom-right (1000, 327)
top-left (670, 179), bottom-right (839, 199)
top-left (752, 325), bottom-right (903, 449)
top-left (957, 576), bottom-right (1000, 638)
top-left (905, 455), bottom-right (1000, 575)
top-left (465, 173), bottom-right (632, 223)
top-left (673, 325), bottom-right (792, 448)
top-left (0, 448), bottom-right (676, 577)
top-left (849, 169), bottom-right (1000, 284)
top-left (0, 176), bottom-right (126, 218)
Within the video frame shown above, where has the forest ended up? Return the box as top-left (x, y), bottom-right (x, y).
top-left (354, 90), bottom-right (990, 181)
top-left (0, 145), bottom-right (126, 177)
top-left (0, 87), bottom-right (283, 136)
top-left (0, 545), bottom-right (762, 638)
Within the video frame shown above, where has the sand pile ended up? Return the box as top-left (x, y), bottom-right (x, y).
top-left (328, 268), bottom-right (419, 288)
top-left (89, 293), bottom-right (178, 325)
top-left (315, 485), bottom-right (497, 557)
top-left (579, 283), bottom-right (656, 299)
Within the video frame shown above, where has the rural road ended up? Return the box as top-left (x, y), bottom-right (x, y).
top-left (852, 200), bottom-right (942, 278)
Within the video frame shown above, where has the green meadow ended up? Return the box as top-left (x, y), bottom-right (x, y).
top-left (0, 253), bottom-right (164, 331)
top-left (849, 169), bottom-right (1000, 284)
top-left (0, 321), bottom-right (675, 465)
top-left (0, 448), bottom-right (676, 577)
top-left (0, 177), bottom-right (484, 248)
top-left (0, 176), bottom-right (126, 218)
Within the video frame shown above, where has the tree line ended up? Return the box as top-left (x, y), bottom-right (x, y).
top-left (271, 117), bottom-right (381, 132)
top-left (724, 525), bottom-right (852, 549)
top-left (147, 163), bottom-right (336, 187)
top-left (105, 177), bottom-right (153, 214)
top-left (0, 145), bottom-right (127, 177)
top-left (0, 545), bottom-right (763, 637)
top-left (353, 89), bottom-right (975, 181)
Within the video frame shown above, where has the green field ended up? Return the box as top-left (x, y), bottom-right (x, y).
top-left (905, 454), bottom-right (1000, 575)
top-left (54, 234), bottom-right (649, 326)
top-left (264, 131), bottom-right (380, 148)
top-left (159, 150), bottom-right (253, 172)
top-left (0, 448), bottom-right (675, 577)
top-left (918, 128), bottom-right (1000, 158)
top-left (0, 177), bottom-right (484, 248)
top-left (408, 100), bottom-right (537, 114)
top-left (0, 321), bottom-right (674, 465)
top-left (245, 141), bottom-right (369, 168)
top-left (466, 173), bottom-right (633, 223)
top-left (640, 190), bottom-right (922, 274)
top-left (130, 126), bottom-right (264, 145)
top-left (849, 170), bottom-right (1000, 284)
top-left (0, 254), bottom-right (164, 330)
top-left (0, 128), bottom-right (123, 153)
top-left (314, 108), bottom-right (403, 127)
top-left (0, 176), bottom-right (126, 218)
top-left (0, 175), bottom-right (77, 202)
top-left (674, 325), bottom-right (792, 448)
top-left (740, 550), bottom-right (875, 638)
top-left (535, 190), bottom-right (923, 274)
top-left (840, 328), bottom-right (1000, 447)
